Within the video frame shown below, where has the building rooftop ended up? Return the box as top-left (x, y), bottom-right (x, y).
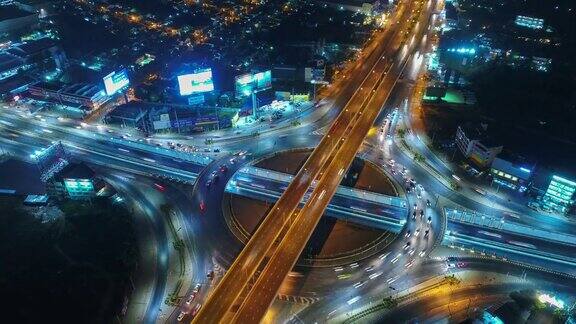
top-left (491, 157), bottom-right (532, 181)
top-left (0, 53), bottom-right (25, 74)
top-left (107, 101), bottom-right (150, 120)
top-left (5, 38), bottom-right (57, 58)
top-left (459, 123), bottom-right (501, 148)
top-left (0, 5), bottom-right (35, 21)
top-left (56, 162), bottom-right (95, 181)
top-left (0, 158), bottom-right (45, 196)
top-left (30, 81), bottom-right (104, 98)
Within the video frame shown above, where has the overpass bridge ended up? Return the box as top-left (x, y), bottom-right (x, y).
top-left (226, 166), bottom-right (409, 232)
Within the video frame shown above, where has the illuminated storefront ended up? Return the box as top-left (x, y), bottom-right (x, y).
top-left (542, 175), bottom-right (576, 214)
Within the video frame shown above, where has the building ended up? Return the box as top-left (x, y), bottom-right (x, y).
top-left (27, 81), bottom-right (109, 112)
top-left (541, 175), bottom-right (576, 215)
top-left (48, 162), bottom-right (101, 200)
top-left (0, 157), bottom-right (46, 198)
top-left (455, 123), bottom-right (502, 168)
top-left (0, 5), bottom-right (38, 38)
top-left (490, 156), bottom-right (533, 192)
top-left (0, 38), bottom-right (66, 95)
top-left (106, 101), bottom-right (234, 134)
top-left (5, 37), bottom-right (67, 71)
top-left (514, 15), bottom-right (544, 30)
top-left (317, 0), bottom-right (376, 14)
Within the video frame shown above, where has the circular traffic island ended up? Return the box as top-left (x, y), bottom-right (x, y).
top-left (224, 149), bottom-right (401, 267)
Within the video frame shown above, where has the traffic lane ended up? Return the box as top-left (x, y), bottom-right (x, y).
top-left (231, 9), bottom-right (419, 319)
top-left (447, 257), bottom-right (576, 293)
top-left (191, 154), bottom-right (250, 265)
top-left (373, 282), bottom-right (528, 323)
top-left (234, 24), bottom-right (426, 320)
top-left (230, 175), bottom-right (408, 221)
top-left (3, 111), bottom-right (208, 173)
top-left (291, 259), bottom-right (449, 322)
top-left (446, 225), bottom-right (576, 276)
top-left (387, 142), bottom-right (576, 236)
top-left (106, 175), bottom-right (170, 324)
top-left (194, 21), bottom-right (409, 322)
top-left (448, 221), bottom-right (576, 261)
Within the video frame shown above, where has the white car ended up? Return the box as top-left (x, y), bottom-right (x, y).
top-left (177, 311), bottom-right (187, 321)
top-left (414, 228), bottom-right (420, 237)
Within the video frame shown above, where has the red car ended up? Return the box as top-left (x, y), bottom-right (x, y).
top-left (154, 183), bottom-right (165, 191)
top-left (199, 200), bottom-right (206, 212)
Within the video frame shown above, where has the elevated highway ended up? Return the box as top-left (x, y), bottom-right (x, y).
top-left (192, 1), bottom-right (421, 322)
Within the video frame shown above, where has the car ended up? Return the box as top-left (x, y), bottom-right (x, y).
top-left (408, 248), bottom-right (415, 256)
top-left (193, 283), bottom-right (201, 293)
top-left (211, 171), bottom-right (217, 177)
top-left (424, 229), bottom-right (430, 237)
top-left (199, 200), bottom-right (206, 211)
top-left (417, 193), bottom-right (421, 199)
top-left (177, 311), bottom-right (187, 321)
top-left (414, 228), bottom-right (420, 237)
top-left (456, 262), bottom-right (467, 268)
top-left (420, 210), bottom-right (425, 218)
top-left (214, 148), bottom-right (220, 152)
top-left (205, 179), bottom-right (212, 187)
top-left (229, 158), bottom-right (236, 164)
top-left (219, 165), bottom-right (228, 172)
top-left (447, 263), bottom-right (456, 268)
top-left (191, 304), bottom-right (202, 318)
top-left (412, 211), bottom-right (416, 219)
top-left (186, 293), bottom-right (196, 305)
top-left (427, 216), bottom-right (432, 224)
top-left (404, 242), bottom-right (411, 250)
top-left (419, 249), bottom-right (426, 257)
top-left (207, 270), bottom-right (214, 279)
top-left (204, 148), bottom-right (211, 152)
top-left (426, 199), bottom-right (431, 207)
top-left (154, 183), bottom-right (165, 191)
top-left (405, 260), bottom-right (414, 268)
top-left (405, 230), bottom-right (411, 238)
top-left (413, 203), bottom-right (417, 210)
top-left (391, 253), bottom-right (402, 264)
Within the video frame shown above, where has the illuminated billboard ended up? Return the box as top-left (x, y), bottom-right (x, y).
top-left (178, 68), bottom-right (214, 96)
top-left (234, 70), bottom-right (272, 97)
top-left (103, 69), bottom-right (130, 96)
top-left (235, 73), bottom-right (255, 97)
top-left (254, 70), bottom-right (272, 89)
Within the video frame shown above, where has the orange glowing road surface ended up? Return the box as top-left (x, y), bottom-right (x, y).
top-left (193, 1), bottom-right (436, 322)
top-left (231, 2), bottom-right (436, 322)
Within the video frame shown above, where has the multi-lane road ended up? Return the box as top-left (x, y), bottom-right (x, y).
top-left (2, 0), bottom-right (576, 321)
